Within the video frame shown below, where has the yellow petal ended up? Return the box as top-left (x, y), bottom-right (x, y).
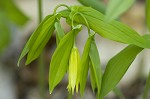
top-left (68, 46), bottom-right (80, 94)
top-left (76, 48), bottom-right (81, 93)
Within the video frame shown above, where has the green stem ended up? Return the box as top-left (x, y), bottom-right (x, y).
top-left (53, 4), bottom-right (70, 15)
top-left (113, 87), bottom-right (125, 99)
top-left (38, 0), bottom-right (45, 99)
top-left (143, 71), bottom-right (150, 99)
top-left (38, 0), bottom-right (42, 23)
top-left (67, 92), bottom-right (73, 99)
top-left (38, 53), bottom-right (45, 99)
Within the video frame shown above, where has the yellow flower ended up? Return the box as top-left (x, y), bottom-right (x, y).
top-left (68, 46), bottom-right (80, 94)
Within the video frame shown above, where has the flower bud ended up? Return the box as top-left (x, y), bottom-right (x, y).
top-left (68, 46), bottom-right (80, 94)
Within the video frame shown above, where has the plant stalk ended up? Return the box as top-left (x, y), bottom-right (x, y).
top-left (38, 0), bottom-right (42, 23)
top-left (38, 0), bottom-right (45, 99)
top-left (143, 71), bottom-right (150, 99)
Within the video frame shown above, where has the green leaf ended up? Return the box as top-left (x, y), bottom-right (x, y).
top-left (77, 0), bottom-right (106, 14)
top-left (89, 37), bottom-right (102, 98)
top-left (18, 15), bottom-right (54, 66)
top-left (26, 15), bottom-right (56, 64)
top-left (99, 34), bottom-right (150, 97)
top-left (70, 6), bottom-right (150, 49)
top-left (89, 61), bottom-right (97, 93)
top-left (143, 34), bottom-right (150, 47)
top-left (100, 45), bottom-right (143, 97)
top-left (106, 0), bottom-right (135, 21)
top-left (49, 26), bottom-right (82, 93)
top-left (54, 21), bottom-right (65, 45)
top-left (143, 34), bottom-right (150, 42)
top-left (0, 0), bottom-right (29, 25)
top-left (146, 0), bottom-right (150, 31)
top-left (49, 31), bottom-right (74, 93)
top-left (80, 33), bottom-right (94, 95)
top-left (59, 9), bottom-right (71, 18)
top-left (143, 71), bottom-right (150, 99)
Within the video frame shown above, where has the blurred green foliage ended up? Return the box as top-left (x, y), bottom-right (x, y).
top-left (78, 0), bottom-right (106, 14)
top-left (0, 0), bottom-right (29, 54)
top-left (0, 12), bottom-right (10, 53)
top-left (0, 0), bottom-right (29, 25)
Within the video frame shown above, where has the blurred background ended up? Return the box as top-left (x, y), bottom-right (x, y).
top-left (0, 0), bottom-right (149, 99)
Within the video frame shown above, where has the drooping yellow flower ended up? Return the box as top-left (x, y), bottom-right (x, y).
top-left (68, 46), bottom-right (80, 94)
